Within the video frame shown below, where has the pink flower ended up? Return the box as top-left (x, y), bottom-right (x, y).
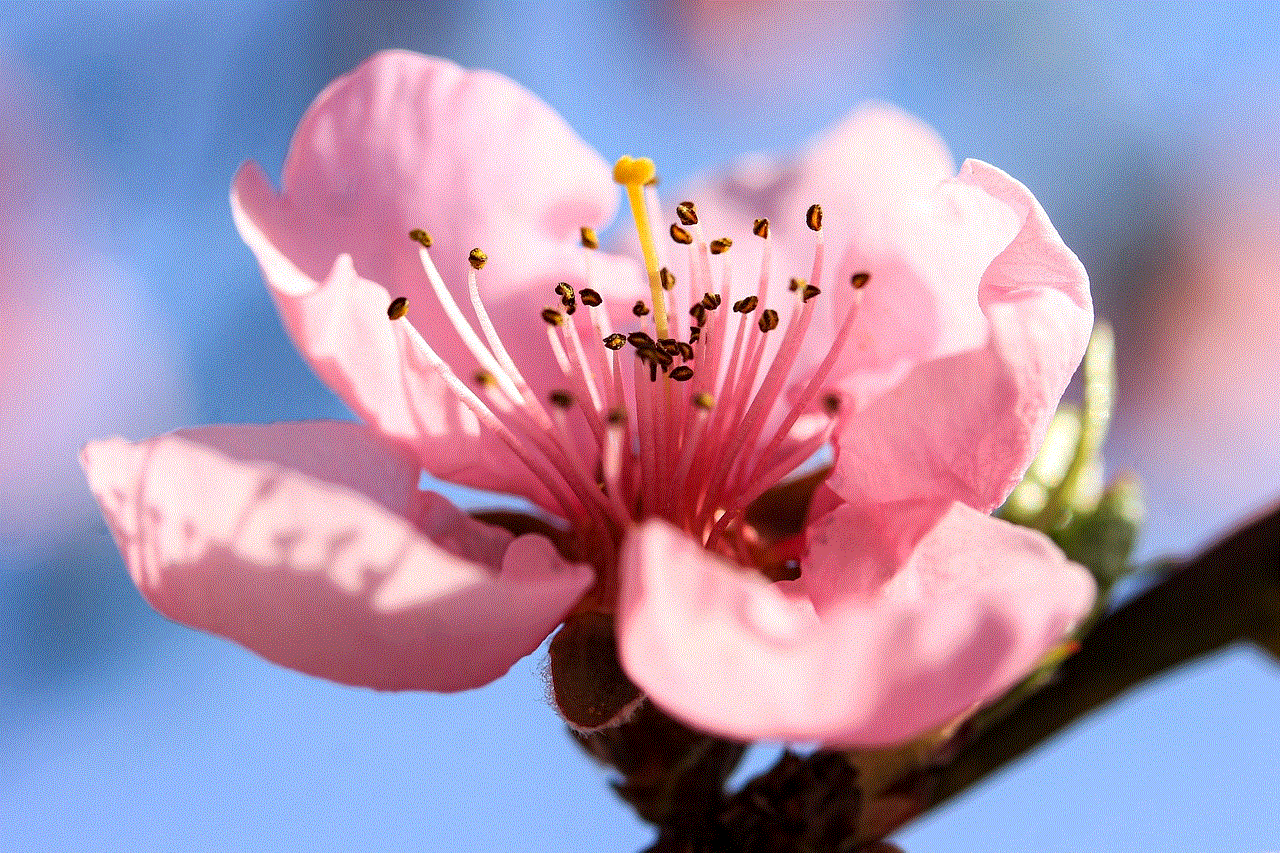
top-left (82, 51), bottom-right (1095, 746)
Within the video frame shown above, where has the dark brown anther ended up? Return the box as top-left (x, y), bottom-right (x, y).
top-left (541, 307), bottom-right (565, 326)
top-left (850, 271), bottom-right (871, 289)
top-left (688, 325), bottom-right (701, 344)
top-left (555, 282), bottom-right (575, 300)
top-left (700, 292), bottom-right (722, 310)
top-left (670, 365), bottom-right (695, 381)
top-left (627, 331), bottom-right (655, 349)
top-left (549, 390), bottom-right (574, 409)
top-left (802, 283), bottom-right (821, 303)
top-left (386, 296), bottom-right (409, 320)
top-left (690, 303), bottom-right (707, 326)
top-left (659, 266), bottom-right (676, 291)
top-left (408, 228), bottom-right (433, 248)
top-left (789, 277), bottom-right (805, 292)
top-left (758, 308), bottom-right (779, 332)
top-left (607, 408), bottom-right (626, 425)
top-left (632, 300), bottom-right (650, 317)
top-left (676, 201), bottom-right (699, 226)
top-left (823, 393), bottom-right (841, 414)
top-left (709, 237), bottom-right (733, 255)
top-left (806, 203), bottom-right (823, 231)
top-left (648, 360), bottom-right (659, 382)
top-left (676, 341), bottom-right (695, 361)
top-left (580, 226), bottom-right (599, 250)
top-left (579, 287), bottom-right (603, 307)
top-left (670, 223), bottom-right (693, 244)
top-left (693, 391), bottom-right (715, 410)
top-left (658, 338), bottom-right (681, 356)
top-left (640, 345), bottom-right (673, 367)
top-left (752, 217), bottom-right (770, 239)
top-left (603, 333), bottom-right (626, 350)
top-left (468, 248), bottom-right (488, 270)
top-left (733, 295), bottom-right (759, 314)
top-left (564, 300), bottom-right (577, 315)
top-left (474, 369), bottom-right (497, 388)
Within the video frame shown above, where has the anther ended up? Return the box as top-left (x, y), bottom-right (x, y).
top-left (580, 288), bottom-right (603, 307)
top-left (670, 365), bottom-right (695, 382)
top-left (752, 218), bottom-right (770, 239)
top-left (676, 202), bottom-right (699, 226)
top-left (850, 271), bottom-right (870, 289)
top-left (676, 341), bottom-right (695, 361)
top-left (806, 204), bottom-right (823, 231)
top-left (633, 300), bottom-right (650, 317)
top-left (670, 223), bottom-right (693, 244)
top-left (468, 248), bottom-right (488, 270)
top-left (607, 408), bottom-right (626, 425)
top-left (700, 292), bottom-right (722, 310)
top-left (688, 326), bottom-right (701, 344)
top-left (542, 307), bottom-right (565, 326)
top-left (823, 393), bottom-right (840, 414)
top-left (555, 282), bottom-right (575, 300)
top-left (693, 391), bottom-right (715, 410)
top-left (580, 227), bottom-right (599, 250)
top-left (658, 338), bottom-right (681, 356)
top-left (638, 346), bottom-right (672, 368)
top-left (627, 331), bottom-right (655, 349)
top-left (659, 267), bottom-right (676, 291)
top-left (387, 296), bottom-right (409, 320)
top-left (549, 390), bottom-right (575, 409)
top-left (564, 300), bottom-right (577, 315)
top-left (409, 228), bottom-right (433, 248)
top-left (603, 333), bottom-right (626, 350)
top-left (474, 369), bottom-right (497, 388)
top-left (709, 237), bottom-right (733, 255)
top-left (789, 277), bottom-right (805, 292)
top-left (802, 283), bottom-right (821, 303)
top-left (733, 295), bottom-right (759, 314)
top-left (758, 308), bottom-right (779, 332)
top-left (690, 303), bottom-right (707, 326)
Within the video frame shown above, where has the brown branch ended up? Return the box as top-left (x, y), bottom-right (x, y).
top-left (911, 502), bottom-right (1280, 820)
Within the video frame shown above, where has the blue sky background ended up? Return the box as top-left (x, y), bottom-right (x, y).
top-left (3, 3), bottom-right (1279, 850)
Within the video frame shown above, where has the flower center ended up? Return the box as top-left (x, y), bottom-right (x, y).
top-left (385, 156), bottom-right (868, 579)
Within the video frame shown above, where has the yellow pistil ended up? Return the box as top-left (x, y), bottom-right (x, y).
top-left (613, 155), bottom-right (668, 339)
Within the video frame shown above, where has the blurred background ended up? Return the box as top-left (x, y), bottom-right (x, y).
top-left (3, 2), bottom-right (1279, 850)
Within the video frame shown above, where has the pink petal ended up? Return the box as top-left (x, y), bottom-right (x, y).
top-left (616, 506), bottom-right (1093, 746)
top-left (231, 51), bottom-right (642, 505)
top-left (828, 160), bottom-right (1093, 513)
top-left (676, 103), bottom-right (966, 400)
top-left (81, 421), bottom-right (593, 691)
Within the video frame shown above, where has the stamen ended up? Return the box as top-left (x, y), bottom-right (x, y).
top-left (603, 333), bottom-right (626, 350)
top-left (580, 287), bottom-right (603, 307)
top-left (676, 201), bottom-right (698, 226)
top-left (468, 248), bottom-right (488, 270)
top-left (670, 223), bottom-right (693, 245)
top-left (851, 271), bottom-right (870, 289)
top-left (387, 296), bottom-right (409, 320)
top-left (633, 300), bottom-right (650, 317)
top-left (752, 218), bottom-right (770, 239)
top-left (709, 237), bottom-right (733, 255)
top-left (414, 242), bottom-right (522, 404)
top-left (580, 226), bottom-right (599, 250)
top-left (409, 229), bottom-right (433, 248)
top-left (659, 267), bottom-right (676, 291)
top-left (733, 295), bottom-right (758, 314)
top-left (758, 308), bottom-right (779, 332)
top-left (542, 308), bottom-right (565, 326)
top-left (669, 365), bottom-right (694, 382)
